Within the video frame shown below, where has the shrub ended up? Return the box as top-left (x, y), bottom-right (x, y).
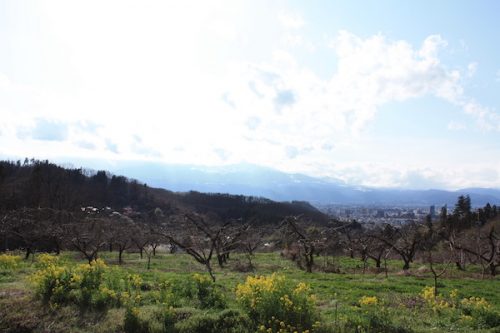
top-left (419, 286), bottom-right (451, 312)
top-left (343, 308), bottom-right (413, 333)
top-left (175, 309), bottom-right (252, 333)
top-left (419, 286), bottom-right (500, 330)
top-left (149, 279), bottom-right (177, 306)
top-left (30, 261), bottom-right (71, 303)
top-left (177, 274), bottom-right (226, 309)
top-left (124, 307), bottom-right (149, 333)
top-left (175, 312), bottom-right (218, 333)
top-left (236, 273), bottom-right (318, 332)
top-left (30, 258), bottom-right (139, 309)
top-left (0, 253), bottom-right (22, 270)
top-left (366, 311), bottom-right (413, 333)
top-left (124, 306), bottom-right (181, 333)
top-left (460, 296), bottom-right (500, 329)
top-left (35, 253), bottom-right (59, 268)
top-left (123, 306), bottom-right (250, 333)
top-left (71, 259), bottom-right (109, 307)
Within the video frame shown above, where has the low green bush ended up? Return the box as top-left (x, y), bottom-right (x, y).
top-left (175, 309), bottom-right (252, 333)
top-left (30, 258), bottom-right (141, 310)
top-left (123, 306), bottom-right (250, 333)
top-left (0, 253), bottom-right (22, 270)
top-left (236, 273), bottom-right (319, 332)
top-left (176, 273), bottom-right (226, 309)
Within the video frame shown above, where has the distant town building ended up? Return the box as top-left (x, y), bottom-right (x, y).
top-left (429, 205), bottom-right (436, 217)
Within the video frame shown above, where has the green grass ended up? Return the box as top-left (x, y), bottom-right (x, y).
top-left (1, 250), bottom-right (499, 333)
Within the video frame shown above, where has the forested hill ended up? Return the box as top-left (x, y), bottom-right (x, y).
top-left (0, 159), bottom-right (328, 224)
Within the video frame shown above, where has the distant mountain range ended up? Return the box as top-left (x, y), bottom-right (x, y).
top-left (98, 161), bottom-right (500, 207)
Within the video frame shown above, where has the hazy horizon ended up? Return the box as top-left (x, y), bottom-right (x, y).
top-left (2, 1), bottom-right (500, 190)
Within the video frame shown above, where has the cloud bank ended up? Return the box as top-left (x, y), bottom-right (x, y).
top-left (0, 2), bottom-right (499, 189)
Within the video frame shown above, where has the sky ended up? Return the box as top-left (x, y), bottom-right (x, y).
top-left (1, 0), bottom-right (500, 189)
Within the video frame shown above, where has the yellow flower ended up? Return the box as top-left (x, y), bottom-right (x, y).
top-left (421, 286), bottom-right (435, 301)
top-left (70, 273), bottom-right (82, 285)
top-left (461, 296), bottom-right (490, 310)
top-left (420, 286), bottom-right (452, 311)
top-left (120, 291), bottom-right (130, 303)
top-left (36, 253), bottom-right (59, 267)
top-left (293, 282), bottom-right (310, 294)
top-left (128, 274), bottom-right (143, 289)
top-left (359, 295), bottom-right (378, 306)
top-left (0, 254), bottom-right (22, 269)
top-left (460, 314), bottom-right (473, 322)
top-left (280, 295), bottom-right (293, 308)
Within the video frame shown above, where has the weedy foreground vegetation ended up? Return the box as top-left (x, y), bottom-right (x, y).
top-left (1, 251), bottom-right (499, 333)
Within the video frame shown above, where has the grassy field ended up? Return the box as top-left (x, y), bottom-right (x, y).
top-left (1, 250), bottom-right (499, 333)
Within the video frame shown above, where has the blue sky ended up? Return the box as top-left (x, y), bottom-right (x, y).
top-left (1, 0), bottom-right (499, 189)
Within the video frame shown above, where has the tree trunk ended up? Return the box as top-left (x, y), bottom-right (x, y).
top-left (24, 248), bottom-right (31, 260)
top-left (247, 254), bottom-right (254, 270)
top-left (119, 249), bottom-right (124, 265)
top-left (206, 263), bottom-right (216, 282)
top-left (384, 257), bottom-right (388, 278)
top-left (490, 263), bottom-right (497, 276)
top-left (217, 254), bottom-right (224, 268)
top-left (305, 252), bottom-right (313, 273)
top-left (433, 275), bottom-right (438, 297)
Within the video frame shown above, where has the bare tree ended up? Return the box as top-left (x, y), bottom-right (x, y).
top-left (68, 217), bottom-right (108, 264)
top-left (2, 208), bottom-right (58, 260)
top-left (131, 223), bottom-right (151, 260)
top-left (362, 228), bottom-right (390, 269)
top-left (445, 230), bottom-right (468, 271)
top-left (426, 249), bottom-right (451, 296)
top-left (449, 225), bottom-right (499, 276)
top-left (155, 213), bottom-right (229, 281)
top-left (376, 222), bottom-right (425, 270)
top-left (239, 224), bottom-right (266, 269)
top-left (46, 210), bottom-right (73, 255)
top-left (213, 218), bottom-right (247, 268)
top-left (280, 216), bottom-right (325, 273)
top-left (110, 218), bottom-right (135, 265)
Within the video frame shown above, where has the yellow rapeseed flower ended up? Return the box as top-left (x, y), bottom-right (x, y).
top-left (359, 295), bottom-right (378, 306)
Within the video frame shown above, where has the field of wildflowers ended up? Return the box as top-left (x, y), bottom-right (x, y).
top-left (0, 251), bottom-right (499, 332)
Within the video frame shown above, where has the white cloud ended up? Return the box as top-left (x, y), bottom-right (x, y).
top-left (467, 62), bottom-right (478, 77)
top-left (224, 32), bottom-right (469, 147)
top-left (462, 101), bottom-right (500, 131)
top-left (326, 163), bottom-right (500, 190)
top-left (1, 2), bottom-right (499, 189)
top-left (418, 34), bottom-right (448, 62)
top-left (213, 32), bottom-right (500, 188)
top-left (278, 11), bottom-right (305, 29)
